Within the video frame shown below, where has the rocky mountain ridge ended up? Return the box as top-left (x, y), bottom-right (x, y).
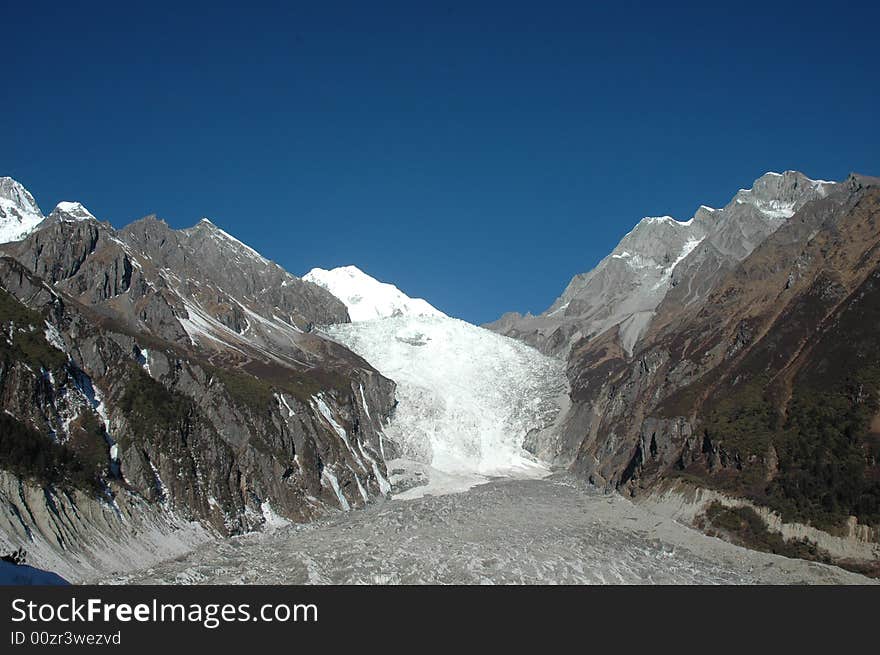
top-left (487, 171), bottom-right (835, 356)
top-left (491, 171), bottom-right (880, 568)
top-left (0, 178), bottom-right (397, 579)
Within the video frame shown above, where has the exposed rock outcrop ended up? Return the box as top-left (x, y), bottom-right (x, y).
top-left (0, 181), bottom-right (398, 578)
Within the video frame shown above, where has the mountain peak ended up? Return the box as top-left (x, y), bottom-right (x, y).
top-left (53, 201), bottom-right (97, 222)
top-left (732, 171), bottom-right (835, 220)
top-left (0, 177), bottom-right (41, 214)
top-left (186, 217), bottom-right (268, 263)
top-left (0, 177), bottom-right (45, 243)
top-left (490, 169), bottom-right (850, 357)
top-left (303, 265), bottom-right (447, 322)
top-left (612, 211), bottom-right (707, 266)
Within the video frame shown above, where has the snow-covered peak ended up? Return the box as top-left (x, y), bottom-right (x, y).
top-left (0, 177), bottom-right (41, 214)
top-left (53, 201), bottom-right (97, 221)
top-left (0, 177), bottom-right (45, 243)
top-left (304, 265), bottom-right (447, 322)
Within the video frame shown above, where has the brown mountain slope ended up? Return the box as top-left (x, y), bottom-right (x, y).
top-left (557, 174), bottom-right (880, 532)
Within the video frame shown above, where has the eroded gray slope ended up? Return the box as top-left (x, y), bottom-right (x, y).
top-left (487, 171), bottom-right (835, 356)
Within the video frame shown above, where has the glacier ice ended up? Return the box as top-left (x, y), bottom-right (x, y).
top-left (323, 315), bottom-right (566, 491)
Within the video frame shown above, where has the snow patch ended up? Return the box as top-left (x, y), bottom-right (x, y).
top-left (352, 471), bottom-right (369, 503)
top-left (358, 384), bottom-right (371, 420)
top-left (652, 236), bottom-right (705, 290)
top-left (275, 392), bottom-right (296, 418)
top-left (320, 466), bottom-right (351, 511)
top-left (311, 394), bottom-right (362, 467)
top-left (148, 461), bottom-right (170, 507)
top-left (135, 346), bottom-right (153, 376)
top-left (260, 501), bottom-right (290, 530)
top-left (44, 322), bottom-right (66, 353)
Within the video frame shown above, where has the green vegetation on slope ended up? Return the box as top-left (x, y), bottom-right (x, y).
top-left (691, 365), bottom-right (880, 531)
top-left (698, 501), bottom-right (833, 562)
top-left (117, 365), bottom-right (194, 446)
top-left (0, 287), bottom-right (67, 370)
top-left (0, 287), bottom-right (108, 494)
top-left (0, 413), bottom-right (105, 494)
top-left (769, 373), bottom-right (880, 530)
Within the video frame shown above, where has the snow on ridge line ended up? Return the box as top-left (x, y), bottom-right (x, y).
top-left (303, 265), bottom-right (447, 322)
top-left (644, 215), bottom-right (691, 226)
top-left (761, 170), bottom-right (836, 185)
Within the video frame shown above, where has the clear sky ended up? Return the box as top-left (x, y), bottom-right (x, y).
top-left (3, 1), bottom-right (878, 324)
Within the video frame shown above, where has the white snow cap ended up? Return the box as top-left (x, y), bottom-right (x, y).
top-left (54, 201), bottom-right (96, 221)
top-left (0, 177), bottom-right (45, 243)
top-left (303, 265), bottom-right (447, 322)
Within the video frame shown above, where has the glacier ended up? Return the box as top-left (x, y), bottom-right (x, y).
top-left (83, 229), bottom-right (873, 585)
top-left (322, 315), bottom-right (566, 496)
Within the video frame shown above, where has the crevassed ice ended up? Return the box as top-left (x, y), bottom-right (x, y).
top-left (324, 316), bottom-right (565, 477)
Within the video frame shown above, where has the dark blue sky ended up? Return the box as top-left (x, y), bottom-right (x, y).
top-left (3, 1), bottom-right (878, 323)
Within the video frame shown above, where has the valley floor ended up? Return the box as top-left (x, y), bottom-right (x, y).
top-left (100, 475), bottom-right (871, 585)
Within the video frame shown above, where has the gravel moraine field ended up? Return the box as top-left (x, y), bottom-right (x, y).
top-left (101, 475), bottom-right (872, 585)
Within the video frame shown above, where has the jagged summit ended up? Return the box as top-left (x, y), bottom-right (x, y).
top-left (0, 177), bottom-right (45, 243)
top-left (0, 178), bottom-right (393, 579)
top-left (487, 170), bottom-right (840, 356)
top-left (731, 170), bottom-right (834, 221)
top-left (0, 177), bottom-right (41, 213)
top-left (1, 177), bottom-right (107, 242)
top-left (304, 265), bottom-right (447, 322)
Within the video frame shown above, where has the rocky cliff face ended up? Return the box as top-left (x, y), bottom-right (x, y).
top-left (500, 172), bottom-right (880, 540)
top-left (0, 181), bottom-right (397, 578)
